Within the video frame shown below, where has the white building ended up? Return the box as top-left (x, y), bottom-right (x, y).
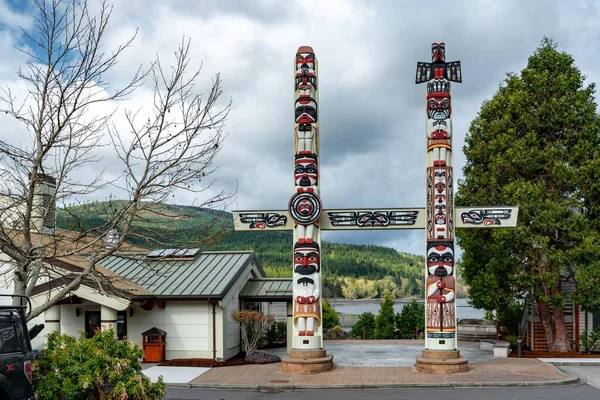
top-left (0, 174), bottom-right (293, 360)
top-left (27, 249), bottom-right (292, 360)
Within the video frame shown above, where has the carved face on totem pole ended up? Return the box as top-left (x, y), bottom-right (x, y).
top-left (427, 242), bottom-right (454, 277)
top-left (427, 92), bottom-right (451, 120)
top-left (295, 96), bottom-right (317, 124)
top-left (294, 154), bottom-right (318, 187)
top-left (296, 47), bottom-right (317, 89)
top-left (431, 42), bottom-right (446, 63)
top-left (434, 170), bottom-right (446, 192)
top-left (294, 242), bottom-right (320, 275)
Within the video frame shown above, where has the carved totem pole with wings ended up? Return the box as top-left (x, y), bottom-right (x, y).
top-left (416, 43), bottom-right (462, 351)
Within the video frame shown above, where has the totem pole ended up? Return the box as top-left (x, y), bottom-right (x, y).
top-left (416, 42), bottom-right (462, 351)
top-left (291, 47), bottom-right (323, 348)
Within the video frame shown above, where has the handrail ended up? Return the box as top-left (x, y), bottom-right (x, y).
top-left (518, 295), bottom-right (531, 341)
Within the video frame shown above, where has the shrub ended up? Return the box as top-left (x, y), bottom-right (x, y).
top-left (266, 321), bottom-right (287, 345)
top-left (34, 330), bottom-right (166, 400)
top-left (322, 300), bottom-right (340, 329)
top-left (374, 291), bottom-right (397, 339)
top-left (505, 335), bottom-right (518, 349)
top-left (231, 310), bottom-right (275, 356)
top-left (350, 312), bottom-right (376, 339)
top-left (396, 299), bottom-right (425, 339)
top-left (580, 328), bottom-right (600, 353)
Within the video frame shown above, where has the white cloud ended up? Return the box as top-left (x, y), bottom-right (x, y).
top-left (0, 0), bottom-right (598, 257)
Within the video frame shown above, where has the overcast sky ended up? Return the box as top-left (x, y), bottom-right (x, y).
top-left (0, 0), bottom-right (598, 257)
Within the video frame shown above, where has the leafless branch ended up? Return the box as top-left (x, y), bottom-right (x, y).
top-left (0, 2), bottom-right (234, 319)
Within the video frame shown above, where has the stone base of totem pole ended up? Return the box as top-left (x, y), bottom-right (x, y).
top-left (414, 350), bottom-right (470, 373)
top-left (281, 349), bottom-right (334, 374)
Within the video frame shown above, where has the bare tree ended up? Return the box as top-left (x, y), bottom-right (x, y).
top-left (0, 0), bottom-right (233, 319)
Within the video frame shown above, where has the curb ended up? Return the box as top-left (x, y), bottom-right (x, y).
top-left (170, 377), bottom-right (581, 390)
top-left (550, 362), bottom-right (600, 366)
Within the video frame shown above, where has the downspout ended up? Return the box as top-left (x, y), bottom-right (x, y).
top-left (211, 300), bottom-right (217, 360)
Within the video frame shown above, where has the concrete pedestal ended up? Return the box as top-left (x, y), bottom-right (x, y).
top-left (415, 349), bottom-right (469, 373)
top-left (281, 348), bottom-right (334, 374)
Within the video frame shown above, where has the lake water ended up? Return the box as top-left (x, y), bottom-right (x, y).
top-left (267, 298), bottom-right (485, 329)
top-left (328, 298), bottom-right (484, 329)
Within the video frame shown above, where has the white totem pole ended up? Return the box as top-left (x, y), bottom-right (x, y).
top-left (290, 46), bottom-right (323, 348)
top-left (416, 42), bottom-right (462, 351)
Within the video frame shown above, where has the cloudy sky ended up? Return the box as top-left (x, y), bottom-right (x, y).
top-left (0, 0), bottom-right (598, 256)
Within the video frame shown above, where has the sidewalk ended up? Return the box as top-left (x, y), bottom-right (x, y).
top-left (186, 358), bottom-right (577, 389)
top-left (147, 340), bottom-right (585, 389)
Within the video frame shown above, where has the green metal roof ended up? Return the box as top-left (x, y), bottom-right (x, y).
top-left (99, 251), bottom-right (264, 299)
top-left (239, 278), bottom-right (293, 301)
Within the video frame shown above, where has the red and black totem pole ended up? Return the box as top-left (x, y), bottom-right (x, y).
top-left (290, 46), bottom-right (323, 350)
top-left (416, 42), bottom-right (462, 351)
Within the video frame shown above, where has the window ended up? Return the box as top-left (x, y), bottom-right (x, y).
top-left (85, 311), bottom-right (101, 338)
top-left (593, 310), bottom-right (600, 330)
top-left (117, 311), bottom-right (127, 340)
top-left (0, 322), bottom-right (21, 354)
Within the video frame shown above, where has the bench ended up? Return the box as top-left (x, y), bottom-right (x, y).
top-left (479, 339), bottom-right (511, 357)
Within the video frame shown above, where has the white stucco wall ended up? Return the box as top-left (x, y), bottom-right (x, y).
top-left (127, 301), bottom-right (211, 359)
top-left (223, 297), bottom-right (240, 359)
top-left (220, 260), bottom-right (263, 359)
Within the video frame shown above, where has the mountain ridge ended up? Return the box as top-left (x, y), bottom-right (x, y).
top-left (56, 202), bottom-right (434, 298)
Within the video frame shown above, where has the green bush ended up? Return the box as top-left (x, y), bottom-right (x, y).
top-left (374, 291), bottom-right (396, 339)
top-left (505, 335), bottom-right (518, 348)
top-left (580, 328), bottom-right (600, 353)
top-left (266, 321), bottom-right (287, 345)
top-left (322, 300), bottom-right (340, 329)
top-left (396, 299), bottom-right (425, 339)
top-left (350, 312), bottom-right (375, 339)
top-left (34, 330), bottom-right (166, 400)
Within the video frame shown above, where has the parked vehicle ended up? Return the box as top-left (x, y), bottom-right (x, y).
top-left (0, 295), bottom-right (44, 400)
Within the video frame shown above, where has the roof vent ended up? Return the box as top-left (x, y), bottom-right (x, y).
top-left (106, 229), bottom-right (120, 250)
top-left (146, 248), bottom-right (200, 260)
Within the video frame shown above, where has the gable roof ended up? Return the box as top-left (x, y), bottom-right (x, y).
top-left (99, 251), bottom-right (265, 299)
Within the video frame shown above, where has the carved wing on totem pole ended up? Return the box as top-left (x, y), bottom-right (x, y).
top-left (457, 208), bottom-right (517, 227)
top-left (325, 209), bottom-right (421, 229)
top-left (234, 212), bottom-right (291, 230)
top-left (415, 61), bottom-right (462, 84)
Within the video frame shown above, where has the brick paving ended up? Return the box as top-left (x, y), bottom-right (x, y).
top-left (190, 357), bottom-right (575, 388)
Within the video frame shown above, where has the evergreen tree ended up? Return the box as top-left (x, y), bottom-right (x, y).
top-left (374, 291), bottom-right (397, 339)
top-left (350, 312), bottom-right (376, 339)
top-left (396, 299), bottom-right (425, 339)
top-left (322, 300), bottom-right (340, 329)
top-left (456, 38), bottom-right (600, 351)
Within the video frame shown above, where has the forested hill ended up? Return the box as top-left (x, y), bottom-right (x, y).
top-left (208, 231), bottom-right (426, 298)
top-left (56, 202), bottom-right (427, 298)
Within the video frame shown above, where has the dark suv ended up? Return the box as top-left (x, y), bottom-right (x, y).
top-left (0, 295), bottom-right (44, 400)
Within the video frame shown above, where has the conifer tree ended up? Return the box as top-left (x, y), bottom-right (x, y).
top-left (374, 291), bottom-right (397, 339)
top-left (456, 38), bottom-right (600, 351)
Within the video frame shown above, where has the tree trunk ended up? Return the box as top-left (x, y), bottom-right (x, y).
top-left (12, 270), bottom-right (27, 306)
top-left (551, 303), bottom-right (570, 352)
top-left (536, 299), bottom-right (555, 351)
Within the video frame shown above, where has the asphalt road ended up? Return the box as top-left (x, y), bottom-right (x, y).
top-left (559, 366), bottom-right (600, 389)
top-left (166, 385), bottom-right (600, 400)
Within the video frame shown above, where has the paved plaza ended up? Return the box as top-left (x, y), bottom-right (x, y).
top-left (143, 340), bottom-right (597, 389)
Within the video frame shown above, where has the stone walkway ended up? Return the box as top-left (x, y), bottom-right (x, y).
top-left (182, 341), bottom-right (578, 389)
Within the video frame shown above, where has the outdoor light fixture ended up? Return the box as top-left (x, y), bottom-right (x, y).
top-left (75, 308), bottom-right (81, 317)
